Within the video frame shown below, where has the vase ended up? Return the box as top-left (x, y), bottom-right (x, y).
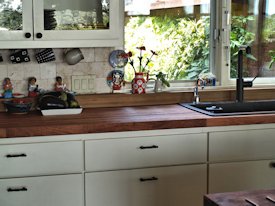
top-left (131, 72), bottom-right (149, 94)
top-left (154, 79), bottom-right (163, 93)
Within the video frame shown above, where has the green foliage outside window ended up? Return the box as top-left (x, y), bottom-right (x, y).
top-left (0, 1), bottom-right (22, 30)
top-left (125, 16), bottom-right (210, 81)
top-left (230, 16), bottom-right (256, 78)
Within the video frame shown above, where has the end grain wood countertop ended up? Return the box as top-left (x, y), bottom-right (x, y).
top-left (1, 104), bottom-right (275, 138)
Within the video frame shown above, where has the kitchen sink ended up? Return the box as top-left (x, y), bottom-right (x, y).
top-left (180, 100), bottom-right (275, 116)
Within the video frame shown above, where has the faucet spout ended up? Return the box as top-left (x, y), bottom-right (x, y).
top-left (194, 78), bottom-right (205, 104)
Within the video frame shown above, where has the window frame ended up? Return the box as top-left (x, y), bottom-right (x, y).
top-left (220, 0), bottom-right (275, 87)
top-left (123, 0), bottom-right (275, 89)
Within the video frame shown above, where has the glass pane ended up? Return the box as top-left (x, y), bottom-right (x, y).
top-left (0, 0), bottom-right (22, 30)
top-left (124, 0), bottom-right (211, 81)
top-left (44, 0), bottom-right (109, 30)
top-left (230, 0), bottom-right (275, 78)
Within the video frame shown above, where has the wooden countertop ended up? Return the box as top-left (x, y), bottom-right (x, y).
top-left (1, 104), bottom-right (275, 138)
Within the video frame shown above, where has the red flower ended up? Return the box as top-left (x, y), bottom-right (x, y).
top-left (127, 51), bottom-right (133, 57)
top-left (136, 46), bottom-right (146, 51)
top-left (119, 51), bottom-right (132, 58)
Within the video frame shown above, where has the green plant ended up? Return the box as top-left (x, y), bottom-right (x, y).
top-left (156, 72), bottom-right (170, 87)
top-left (268, 50), bottom-right (275, 69)
top-left (125, 16), bottom-right (210, 81)
top-left (230, 16), bottom-right (256, 78)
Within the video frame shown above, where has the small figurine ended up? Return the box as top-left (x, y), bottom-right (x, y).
top-left (3, 77), bottom-right (13, 98)
top-left (54, 76), bottom-right (68, 92)
top-left (28, 76), bottom-right (39, 97)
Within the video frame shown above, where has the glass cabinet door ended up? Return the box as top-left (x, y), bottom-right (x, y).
top-left (33, 0), bottom-right (121, 41)
top-left (0, 0), bottom-right (33, 40)
top-left (0, 0), bottom-right (123, 48)
top-left (43, 0), bottom-right (110, 31)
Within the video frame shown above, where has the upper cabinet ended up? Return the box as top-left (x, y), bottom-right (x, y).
top-left (0, 0), bottom-right (123, 48)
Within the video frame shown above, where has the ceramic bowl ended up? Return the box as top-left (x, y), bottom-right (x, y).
top-left (3, 99), bottom-right (32, 114)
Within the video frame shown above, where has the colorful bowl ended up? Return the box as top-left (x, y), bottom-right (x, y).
top-left (3, 100), bottom-right (32, 114)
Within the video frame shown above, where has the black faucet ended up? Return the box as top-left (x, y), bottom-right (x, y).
top-left (236, 45), bottom-right (255, 103)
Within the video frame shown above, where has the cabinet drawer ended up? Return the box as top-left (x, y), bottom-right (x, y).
top-left (0, 141), bottom-right (83, 178)
top-left (0, 174), bottom-right (83, 206)
top-left (85, 133), bottom-right (207, 171)
top-left (209, 160), bottom-right (275, 193)
top-left (86, 164), bottom-right (206, 206)
top-left (209, 129), bottom-right (275, 162)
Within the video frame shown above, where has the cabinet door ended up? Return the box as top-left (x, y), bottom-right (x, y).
top-left (209, 160), bottom-right (275, 193)
top-left (85, 133), bottom-right (207, 171)
top-left (0, 141), bottom-right (83, 178)
top-left (0, 0), bottom-right (33, 40)
top-left (0, 174), bottom-right (83, 206)
top-left (209, 128), bottom-right (275, 162)
top-left (33, 0), bottom-right (123, 42)
top-left (0, 0), bottom-right (123, 48)
top-left (86, 164), bottom-right (207, 206)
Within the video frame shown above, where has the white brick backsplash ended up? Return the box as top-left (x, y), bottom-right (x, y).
top-left (23, 63), bottom-right (41, 80)
top-left (95, 78), bottom-right (111, 93)
top-left (40, 63), bottom-right (56, 79)
top-left (7, 64), bottom-right (25, 80)
top-left (95, 47), bottom-right (113, 62)
top-left (81, 48), bottom-right (95, 62)
top-left (52, 49), bottom-right (65, 63)
top-left (0, 48), bottom-right (114, 94)
top-left (71, 63), bottom-right (90, 76)
top-left (0, 65), bottom-right (8, 78)
top-left (89, 62), bottom-right (113, 78)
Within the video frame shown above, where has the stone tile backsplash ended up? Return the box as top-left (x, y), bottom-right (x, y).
top-left (0, 48), bottom-right (114, 95)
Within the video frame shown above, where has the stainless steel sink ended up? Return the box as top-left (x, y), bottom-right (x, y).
top-left (180, 100), bottom-right (275, 116)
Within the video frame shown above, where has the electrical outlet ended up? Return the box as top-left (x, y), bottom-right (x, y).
top-left (71, 75), bottom-right (96, 94)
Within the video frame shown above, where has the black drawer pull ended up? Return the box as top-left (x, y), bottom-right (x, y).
top-left (6, 153), bottom-right (27, 158)
top-left (139, 177), bottom-right (158, 182)
top-left (139, 145), bottom-right (159, 149)
top-left (7, 187), bottom-right (28, 192)
top-left (269, 162), bottom-right (275, 168)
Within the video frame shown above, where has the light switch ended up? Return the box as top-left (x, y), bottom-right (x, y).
top-left (72, 75), bottom-right (96, 94)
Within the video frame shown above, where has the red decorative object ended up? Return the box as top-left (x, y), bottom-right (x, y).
top-left (131, 72), bottom-right (149, 94)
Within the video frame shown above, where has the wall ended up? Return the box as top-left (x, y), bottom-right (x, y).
top-left (0, 48), bottom-right (114, 95)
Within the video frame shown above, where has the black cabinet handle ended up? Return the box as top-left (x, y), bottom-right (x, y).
top-left (7, 187), bottom-right (28, 192)
top-left (25, 32), bottom-right (31, 38)
top-left (139, 145), bottom-right (159, 149)
top-left (36, 33), bottom-right (43, 39)
top-left (6, 153), bottom-right (27, 158)
top-left (139, 176), bottom-right (158, 182)
top-left (269, 162), bottom-right (275, 168)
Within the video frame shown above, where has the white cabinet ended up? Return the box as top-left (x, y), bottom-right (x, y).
top-left (0, 139), bottom-right (84, 206)
top-left (85, 131), bottom-right (207, 206)
top-left (86, 164), bottom-right (207, 206)
top-left (0, 0), bottom-right (123, 48)
top-left (0, 174), bottom-right (83, 206)
top-left (209, 128), bottom-right (275, 162)
top-left (0, 141), bottom-right (83, 178)
top-left (208, 127), bottom-right (275, 193)
top-left (85, 133), bottom-right (207, 171)
top-left (209, 160), bottom-right (275, 193)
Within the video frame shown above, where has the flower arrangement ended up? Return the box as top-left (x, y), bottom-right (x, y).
top-left (122, 46), bottom-right (158, 73)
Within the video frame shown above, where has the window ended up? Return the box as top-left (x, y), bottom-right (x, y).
top-left (124, 0), bottom-right (275, 86)
top-left (124, 0), bottom-right (211, 82)
top-left (229, 0), bottom-right (275, 82)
